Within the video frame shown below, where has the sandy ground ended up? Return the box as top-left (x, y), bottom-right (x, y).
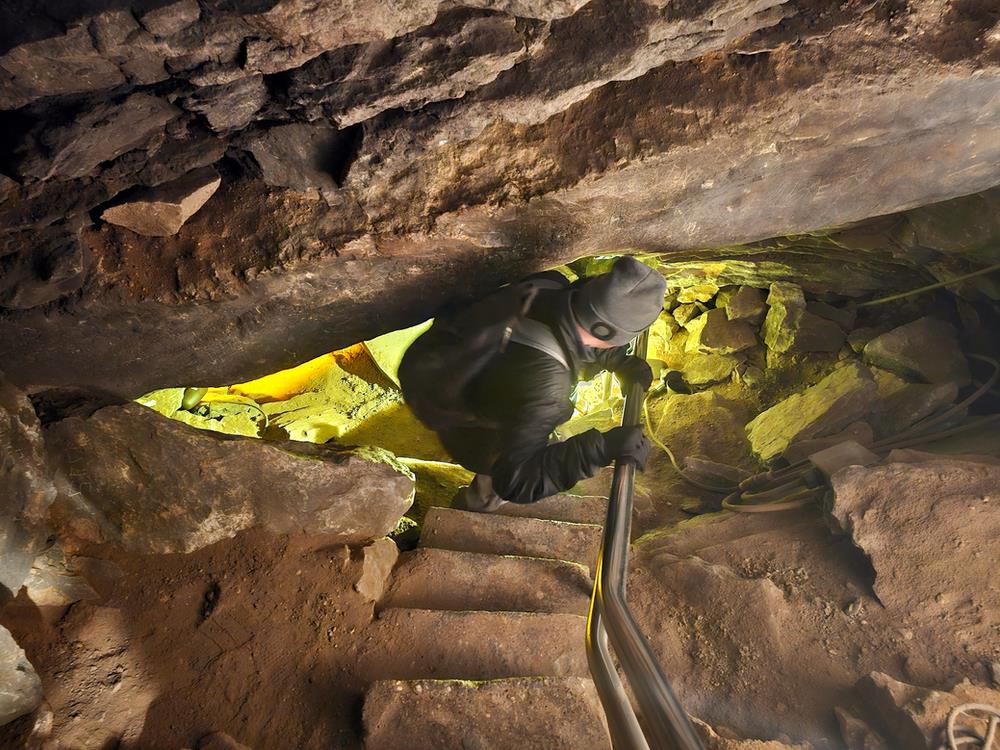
top-left (1, 530), bottom-right (377, 749)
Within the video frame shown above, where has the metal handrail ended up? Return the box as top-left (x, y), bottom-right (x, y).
top-left (586, 330), bottom-right (705, 750)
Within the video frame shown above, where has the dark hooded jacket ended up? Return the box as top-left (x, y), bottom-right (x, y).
top-left (435, 275), bottom-right (633, 503)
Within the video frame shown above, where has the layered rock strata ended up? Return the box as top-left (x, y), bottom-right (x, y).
top-left (0, 0), bottom-right (998, 394)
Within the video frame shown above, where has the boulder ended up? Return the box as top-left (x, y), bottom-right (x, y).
top-left (863, 316), bottom-right (970, 386)
top-left (0, 26), bottom-right (125, 108)
top-left (44, 402), bottom-right (415, 554)
top-left (685, 309), bottom-right (757, 355)
top-left (0, 378), bottom-right (57, 605)
top-left (183, 77), bottom-right (268, 133)
top-left (694, 720), bottom-right (813, 750)
top-left (88, 10), bottom-right (169, 87)
top-left (857, 672), bottom-right (1000, 750)
top-left (713, 286), bottom-right (737, 309)
top-left (139, 0), bottom-right (201, 37)
top-left (0, 626), bottom-right (42, 727)
top-left (21, 94), bottom-right (180, 181)
top-left (683, 353), bottom-right (740, 385)
top-left (871, 367), bottom-right (959, 438)
top-left (760, 282), bottom-right (805, 351)
top-left (101, 167), bottom-right (221, 237)
top-left (828, 458), bottom-right (1000, 640)
top-left (287, 9), bottom-right (528, 128)
top-left (847, 326), bottom-right (888, 353)
top-left (677, 283), bottom-right (720, 304)
top-left (22, 543), bottom-right (99, 609)
top-left (0, 222), bottom-right (89, 310)
top-left (746, 362), bottom-right (878, 461)
top-left (725, 286), bottom-right (766, 325)
top-left (674, 303), bottom-right (701, 327)
top-left (648, 315), bottom-right (680, 362)
top-left (242, 123), bottom-right (344, 194)
top-left (762, 283), bottom-right (846, 354)
top-left (780, 421), bottom-right (874, 465)
top-left (833, 707), bottom-right (889, 750)
top-left (354, 537), bottom-right (400, 602)
top-left (806, 300), bottom-right (856, 331)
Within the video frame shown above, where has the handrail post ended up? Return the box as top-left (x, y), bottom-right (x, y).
top-left (585, 330), bottom-right (706, 750)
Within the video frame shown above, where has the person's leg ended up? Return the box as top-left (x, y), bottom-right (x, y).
top-left (451, 473), bottom-right (510, 513)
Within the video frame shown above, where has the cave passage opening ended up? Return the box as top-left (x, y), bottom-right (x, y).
top-left (131, 187), bottom-right (1000, 541)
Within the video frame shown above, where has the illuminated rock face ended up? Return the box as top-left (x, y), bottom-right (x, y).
top-left (0, 0), bottom-right (999, 394)
top-left (745, 362), bottom-right (879, 462)
top-left (43, 402), bottom-right (415, 554)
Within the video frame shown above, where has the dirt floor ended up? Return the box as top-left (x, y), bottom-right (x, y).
top-left (0, 530), bottom-right (378, 750)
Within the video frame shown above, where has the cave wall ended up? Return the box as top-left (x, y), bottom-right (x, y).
top-left (1, 0), bottom-right (999, 396)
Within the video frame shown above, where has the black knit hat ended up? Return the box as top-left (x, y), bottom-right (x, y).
top-left (571, 257), bottom-right (666, 346)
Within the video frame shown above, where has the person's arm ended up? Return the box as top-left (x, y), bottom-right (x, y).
top-left (488, 357), bottom-right (607, 503)
top-left (491, 423), bottom-right (607, 504)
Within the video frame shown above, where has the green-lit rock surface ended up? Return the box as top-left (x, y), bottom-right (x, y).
top-left (685, 309), bottom-right (757, 355)
top-left (683, 353), bottom-right (741, 386)
top-left (746, 361), bottom-right (878, 462)
top-left (762, 282), bottom-right (846, 355)
top-left (43, 402), bottom-right (415, 553)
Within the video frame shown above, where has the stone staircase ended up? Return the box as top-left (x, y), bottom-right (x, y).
top-left (360, 495), bottom-right (614, 750)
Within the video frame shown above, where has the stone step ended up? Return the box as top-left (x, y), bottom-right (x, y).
top-left (420, 506), bottom-right (603, 573)
top-left (364, 677), bottom-right (611, 750)
top-left (378, 548), bottom-right (592, 615)
top-left (494, 493), bottom-right (609, 525)
top-left (358, 608), bottom-right (588, 681)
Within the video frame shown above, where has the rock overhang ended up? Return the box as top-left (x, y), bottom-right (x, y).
top-left (0, 0), bottom-right (998, 396)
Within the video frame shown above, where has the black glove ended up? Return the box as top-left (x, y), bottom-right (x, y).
top-left (615, 356), bottom-right (653, 392)
top-left (602, 426), bottom-right (651, 470)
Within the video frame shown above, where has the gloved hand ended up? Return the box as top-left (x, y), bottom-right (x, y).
top-left (602, 426), bottom-right (651, 470)
top-left (615, 355), bottom-right (653, 392)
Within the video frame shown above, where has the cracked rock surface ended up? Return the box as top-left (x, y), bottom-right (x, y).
top-left (0, 0), bottom-right (998, 395)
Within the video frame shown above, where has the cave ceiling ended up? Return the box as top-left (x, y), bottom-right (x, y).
top-left (1, 0), bottom-right (999, 396)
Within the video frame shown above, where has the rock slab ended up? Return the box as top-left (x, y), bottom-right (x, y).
top-left (363, 677), bottom-right (610, 750)
top-left (746, 362), bottom-right (878, 461)
top-left (828, 458), bottom-right (1000, 652)
top-left (725, 286), bottom-right (766, 324)
top-left (762, 283), bottom-right (846, 354)
top-left (685, 308), bottom-right (757, 354)
top-left (101, 166), bottom-right (221, 236)
top-left (863, 316), bottom-right (970, 386)
top-left (44, 402), bottom-right (415, 553)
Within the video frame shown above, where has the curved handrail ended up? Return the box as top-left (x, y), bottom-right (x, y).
top-left (586, 330), bottom-right (705, 750)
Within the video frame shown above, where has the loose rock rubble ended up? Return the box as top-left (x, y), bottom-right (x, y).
top-left (101, 166), bottom-right (221, 236)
